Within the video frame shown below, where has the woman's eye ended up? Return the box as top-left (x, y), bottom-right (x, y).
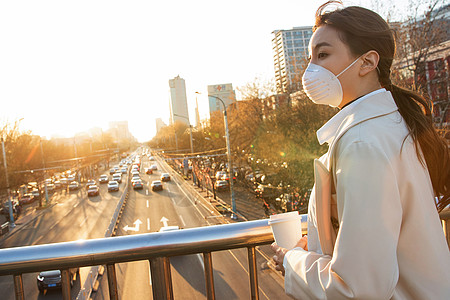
top-left (318, 52), bottom-right (328, 59)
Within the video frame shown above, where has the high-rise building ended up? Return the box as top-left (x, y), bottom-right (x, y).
top-left (169, 75), bottom-right (190, 126)
top-left (109, 121), bottom-right (131, 141)
top-left (194, 96), bottom-right (201, 128)
top-left (155, 118), bottom-right (167, 133)
top-left (208, 83), bottom-right (236, 115)
top-left (272, 26), bottom-right (313, 93)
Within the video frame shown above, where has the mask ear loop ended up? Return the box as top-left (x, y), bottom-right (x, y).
top-left (336, 55), bottom-right (363, 78)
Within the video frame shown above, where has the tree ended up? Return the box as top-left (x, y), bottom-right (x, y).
top-left (392, 0), bottom-right (448, 92)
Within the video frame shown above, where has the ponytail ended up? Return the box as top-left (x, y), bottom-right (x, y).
top-left (315, 1), bottom-right (450, 211)
top-left (385, 83), bottom-right (450, 211)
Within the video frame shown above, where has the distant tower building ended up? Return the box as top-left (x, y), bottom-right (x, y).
top-left (195, 96), bottom-right (201, 128)
top-left (155, 118), bottom-right (167, 133)
top-left (169, 75), bottom-right (190, 126)
top-left (208, 83), bottom-right (236, 115)
top-left (108, 121), bottom-right (131, 141)
top-left (272, 26), bottom-right (313, 93)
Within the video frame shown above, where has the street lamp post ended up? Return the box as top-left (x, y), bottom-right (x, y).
top-left (173, 113), bottom-right (194, 154)
top-left (40, 139), bottom-right (49, 206)
top-left (205, 94), bottom-right (237, 220)
top-left (1, 138), bottom-right (15, 227)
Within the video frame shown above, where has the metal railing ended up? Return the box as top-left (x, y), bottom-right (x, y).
top-left (0, 215), bottom-right (308, 300)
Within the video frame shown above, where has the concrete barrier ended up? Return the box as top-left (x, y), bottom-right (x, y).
top-left (76, 174), bottom-right (130, 300)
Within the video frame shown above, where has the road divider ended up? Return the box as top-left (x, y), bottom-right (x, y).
top-left (76, 172), bottom-right (130, 300)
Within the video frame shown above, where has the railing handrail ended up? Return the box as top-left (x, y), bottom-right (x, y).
top-left (0, 216), bottom-right (307, 276)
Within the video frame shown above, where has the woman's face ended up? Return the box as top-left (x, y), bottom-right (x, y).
top-left (308, 25), bottom-right (360, 105)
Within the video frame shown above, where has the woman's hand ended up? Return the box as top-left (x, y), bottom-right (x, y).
top-left (271, 236), bottom-right (308, 276)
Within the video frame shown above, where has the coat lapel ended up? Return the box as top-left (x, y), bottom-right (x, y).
top-left (313, 91), bottom-right (399, 256)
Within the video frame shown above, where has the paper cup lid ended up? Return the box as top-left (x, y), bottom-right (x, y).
top-left (269, 211), bottom-right (300, 224)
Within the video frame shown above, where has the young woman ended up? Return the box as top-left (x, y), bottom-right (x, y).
top-left (271, 1), bottom-right (450, 299)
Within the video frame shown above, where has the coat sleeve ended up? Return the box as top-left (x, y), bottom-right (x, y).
top-left (283, 141), bottom-right (402, 300)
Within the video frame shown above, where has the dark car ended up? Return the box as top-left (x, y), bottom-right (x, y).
top-left (87, 185), bottom-right (100, 196)
top-left (37, 268), bottom-right (79, 293)
top-left (145, 168), bottom-right (153, 175)
top-left (19, 194), bottom-right (35, 205)
top-left (215, 180), bottom-right (229, 192)
top-left (132, 179), bottom-right (144, 190)
top-left (151, 180), bottom-right (163, 191)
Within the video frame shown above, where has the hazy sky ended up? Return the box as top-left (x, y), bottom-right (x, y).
top-left (0, 0), bottom-right (409, 142)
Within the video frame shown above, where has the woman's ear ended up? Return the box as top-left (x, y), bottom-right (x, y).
top-left (359, 50), bottom-right (380, 77)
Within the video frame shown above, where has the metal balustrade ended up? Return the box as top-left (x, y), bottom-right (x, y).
top-left (2, 209), bottom-right (449, 300)
top-left (0, 216), bottom-right (308, 300)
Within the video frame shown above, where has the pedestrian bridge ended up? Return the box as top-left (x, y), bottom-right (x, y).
top-left (0, 211), bottom-right (448, 300)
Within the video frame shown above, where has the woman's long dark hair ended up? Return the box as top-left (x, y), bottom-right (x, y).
top-left (315, 1), bottom-right (449, 211)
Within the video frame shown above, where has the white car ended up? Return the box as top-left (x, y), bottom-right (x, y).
top-left (112, 173), bottom-right (122, 183)
top-left (107, 181), bottom-right (119, 192)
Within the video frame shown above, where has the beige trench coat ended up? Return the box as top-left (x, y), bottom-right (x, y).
top-left (283, 91), bottom-right (450, 299)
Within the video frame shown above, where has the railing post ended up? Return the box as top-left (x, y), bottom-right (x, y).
top-left (247, 247), bottom-right (259, 300)
top-left (13, 274), bottom-right (24, 300)
top-left (203, 252), bottom-right (215, 300)
top-left (61, 269), bottom-right (72, 300)
top-left (107, 264), bottom-right (119, 300)
top-left (149, 257), bottom-right (173, 300)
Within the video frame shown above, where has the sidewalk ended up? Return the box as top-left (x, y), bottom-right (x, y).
top-left (0, 197), bottom-right (58, 245)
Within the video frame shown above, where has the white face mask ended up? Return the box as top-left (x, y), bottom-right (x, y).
top-left (302, 56), bottom-right (362, 107)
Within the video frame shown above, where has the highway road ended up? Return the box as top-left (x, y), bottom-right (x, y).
top-left (93, 155), bottom-right (289, 300)
top-left (0, 166), bottom-right (128, 300)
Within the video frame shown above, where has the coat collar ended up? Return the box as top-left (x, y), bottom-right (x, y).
top-left (317, 90), bottom-right (398, 152)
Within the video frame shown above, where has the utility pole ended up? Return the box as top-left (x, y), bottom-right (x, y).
top-left (205, 94), bottom-right (237, 220)
top-left (1, 138), bottom-right (15, 227)
top-left (40, 139), bottom-right (49, 206)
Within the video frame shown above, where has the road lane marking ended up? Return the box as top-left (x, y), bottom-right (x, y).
top-left (179, 215), bottom-right (186, 226)
top-left (146, 190), bottom-right (148, 196)
top-left (74, 203), bottom-right (79, 208)
top-left (147, 218), bottom-right (150, 231)
top-left (146, 200), bottom-right (149, 208)
top-left (227, 249), bottom-right (271, 300)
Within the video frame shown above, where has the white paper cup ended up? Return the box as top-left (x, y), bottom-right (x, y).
top-left (268, 211), bottom-right (302, 250)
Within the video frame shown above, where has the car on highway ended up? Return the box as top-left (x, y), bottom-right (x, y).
top-left (151, 180), bottom-right (163, 191)
top-left (149, 156), bottom-right (155, 161)
top-left (31, 189), bottom-right (41, 199)
top-left (215, 171), bottom-right (226, 180)
top-left (145, 168), bottom-right (153, 175)
top-left (132, 179), bottom-right (144, 190)
top-left (60, 177), bottom-right (68, 185)
top-left (215, 180), bottom-right (229, 192)
top-left (121, 167), bottom-right (128, 174)
top-left (87, 185), bottom-right (100, 196)
top-left (99, 175), bottom-right (109, 184)
top-left (112, 173), bottom-right (122, 183)
top-left (36, 268), bottom-right (79, 293)
top-left (19, 194), bottom-right (35, 205)
top-left (46, 183), bottom-right (55, 193)
top-left (150, 164), bottom-right (158, 171)
top-left (85, 180), bottom-right (96, 189)
top-left (160, 173), bottom-right (171, 182)
top-left (107, 181), bottom-right (119, 192)
top-left (68, 174), bottom-right (76, 182)
top-left (68, 181), bottom-right (80, 191)
top-left (54, 180), bottom-right (62, 189)
top-left (109, 168), bottom-right (116, 175)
